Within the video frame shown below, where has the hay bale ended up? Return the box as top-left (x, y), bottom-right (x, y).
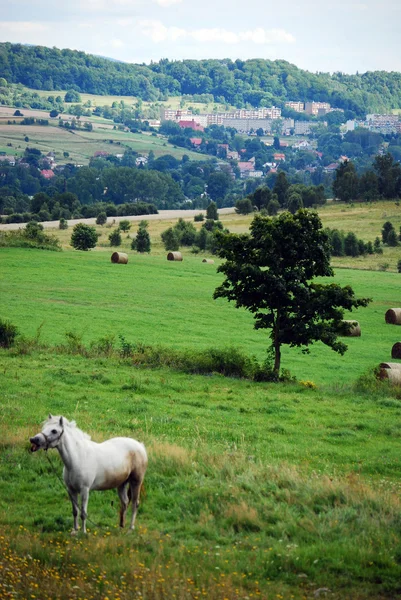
top-left (111, 252), bottom-right (128, 264)
top-left (385, 308), bottom-right (401, 325)
top-left (340, 320), bottom-right (361, 337)
top-left (167, 252), bottom-right (182, 261)
top-left (391, 342), bottom-right (401, 359)
top-left (202, 259), bottom-right (214, 264)
top-left (378, 366), bottom-right (401, 385)
top-left (379, 362), bottom-right (401, 370)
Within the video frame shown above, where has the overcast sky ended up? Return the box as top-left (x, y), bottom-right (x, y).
top-left (1, 0), bottom-right (400, 74)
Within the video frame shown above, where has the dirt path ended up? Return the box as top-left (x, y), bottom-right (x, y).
top-left (0, 207), bottom-right (235, 231)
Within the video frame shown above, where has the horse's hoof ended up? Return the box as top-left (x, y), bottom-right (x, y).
top-left (70, 529), bottom-right (78, 536)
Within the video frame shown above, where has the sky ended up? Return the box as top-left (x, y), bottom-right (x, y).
top-left (0, 0), bottom-right (400, 74)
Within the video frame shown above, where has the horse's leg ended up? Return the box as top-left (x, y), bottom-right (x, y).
top-left (117, 482), bottom-right (129, 528)
top-left (128, 478), bottom-right (142, 530)
top-left (68, 489), bottom-right (79, 533)
top-left (80, 487), bottom-right (90, 534)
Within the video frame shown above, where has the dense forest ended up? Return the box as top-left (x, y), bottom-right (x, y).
top-left (1, 43), bottom-right (401, 116)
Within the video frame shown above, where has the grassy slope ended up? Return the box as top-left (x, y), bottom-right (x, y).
top-left (1, 204), bottom-right (401, 599)
top-left (0, 107), bottom-right (209, 164)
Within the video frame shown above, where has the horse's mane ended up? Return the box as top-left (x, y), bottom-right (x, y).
top-left (45, 415), bottom-right (91, 441)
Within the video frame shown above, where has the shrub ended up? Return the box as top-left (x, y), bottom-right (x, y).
top-left (59, 218), bottom-right (68, 230)
top-left (0, 318), bottom-right (19, 348)
top-left (108, 229), bottom-right (122, 247)
top-left (206, 201), bottom-right (218, 220)
top-left (132, 224), bottom-right (151, 253)
top-left (235, 198), bottom-right (254, 215)
top-left (96, 212), bottom-right (107, 226)
top-left (398, 259), bottom-right (401, 273)
top-left (161, 227), bottom-right (180, 251)
top-left (194, 213), bottom-right (204, 222)
top-left (382, 221), bottom-right (395, 244)
top-left (118, 220), bottom-right (131, 232)
top-left (70, 223), bottom-right (98, 251)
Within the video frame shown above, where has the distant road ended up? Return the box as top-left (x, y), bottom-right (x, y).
top-left (0, 207), bottom-right (236, 231)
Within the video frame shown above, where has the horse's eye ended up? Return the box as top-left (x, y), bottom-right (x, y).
top-left (51, 429), bottom-right (58, 434)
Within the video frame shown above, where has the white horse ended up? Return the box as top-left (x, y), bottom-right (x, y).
top-left (30, 415), bottom-right (147, 534)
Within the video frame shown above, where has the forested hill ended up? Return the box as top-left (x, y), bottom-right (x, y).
top-left (1, 42), bottom-right (401, 116)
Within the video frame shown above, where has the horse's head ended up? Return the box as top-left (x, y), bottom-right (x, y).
top-left (30, 414), bottom-right (65, 452)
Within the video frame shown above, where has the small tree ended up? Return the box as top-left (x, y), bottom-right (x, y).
top-left (70, 223), bottom-right (98, 251)
top-left (382, 221), bottom-right (395, 244)
top-left (214, 210), bottom-right (370, 377)
top-left (96, 212), bottom-right (107, 226)
top-left (132, 222), bottom-right (151, 253)
top-left (59, 218), bottom-right (68, 230)
top-left (161, 227), bottom-right (180, 251)
top-left (235, 198), bottom-right (254, 215)
top-left (387, 228), bottom-right (399, 247)
top-left (0, 318), bottom-right (18, 348)
top-left (108, 229), bottom-right (122, 247)
top-left (206, 201), bottom-right (219, 221)
top-left (119, 220), bottom-right (131, 232)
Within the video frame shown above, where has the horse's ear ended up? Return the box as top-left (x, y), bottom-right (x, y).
top-left (59, 416), bottom-right (64, 427)
top-left (48, 413), bottom-right (53, 419)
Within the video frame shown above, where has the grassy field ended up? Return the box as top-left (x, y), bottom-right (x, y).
top-left (0, 107), bottom-right (208, 164)
top-left (1, 204), bottom-right (401, 599)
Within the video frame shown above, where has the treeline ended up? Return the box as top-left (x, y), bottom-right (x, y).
top-left (333, 153), bottom-right (401, 201)
top-left (2, 43), bottom-right (401, 114)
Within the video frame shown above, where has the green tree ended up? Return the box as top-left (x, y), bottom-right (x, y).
top-left (132, 222), bottom-right (151, 253)
top-left (382, 221), bottom-right (395, 244)
top-left (70, 223), bottom-right (98, 251)
top-left (333, 161), bottom-right (359, 202)
top-left (344, 232), bottom-right (359, 256)
top-left (235, 198), bottom-right (253, 215)
top-left (213, 210), bottom-right (370, 377)
top-left (161, 227), bottom-right (180, 251)
top-left (96, 212), bottom-right (107, 225)
top-left (387, 228), bottom-right (398, 247)
top-left (118, 220), bottom-right (131, 232)
top-left (108, 229), bottom-right (122, 246)
top-left (206, 201), bottom-right (219, 220)
top-left (272, 172), bottom-right (289, 207)
top-left (373, 153), bottom-right (401, 199)
top-left (248, 186), bottom-right (271, 211)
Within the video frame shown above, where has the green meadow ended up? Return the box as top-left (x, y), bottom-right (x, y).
top-left (1, 206), bottom-right (401, 599)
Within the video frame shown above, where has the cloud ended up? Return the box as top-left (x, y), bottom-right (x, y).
top-left (0, 21), bottom-right (48, 33)
top-left (155, 0), bottom-right (183, 5)
top-left (139, 21), bottom-right (295, 45)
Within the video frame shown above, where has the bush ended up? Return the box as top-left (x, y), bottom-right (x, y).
top-left (161, 227), bottom-right (180, 251)
top-left (118, 220), bottom-right (131, 232)
top-left (194, 213), bottom-right (204, 222)
top-left (59, 218), bottom-right (68, 230)
top-left (132, 224), bottom-right (151, 253)
top-left (70, 223), bottom-right (98, 251)
top-left (0, 318), bottom-right (19, 348)
top-left (235, 198), bottom-right (254, 215)
top-left (96, 212), bottom-right (107, 226)
top-left (108, 229), bottom-right (122, 247)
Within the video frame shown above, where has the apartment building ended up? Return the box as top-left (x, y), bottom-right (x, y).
top-left (305, 102), bottom-right (331, 116)
top-left (285, 101), bottom-right (305, 112)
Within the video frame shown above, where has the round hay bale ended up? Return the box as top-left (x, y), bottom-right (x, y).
top-left (111, 252), bottom-right (128, 264)
top-left (379, 362), bottom-right (401, 370)
top-left (379, 367), bottom-right (401, 385)
top-left (340, 320), bottom-right (361, 337)
top-left (391, 342), bottom-right (401, 359)
top-left (167, 252), bottom-right (182, 261)
top-left (385, 308), bottom-right (401, 325)
top-left (202, 259), bottom-right (214, 264)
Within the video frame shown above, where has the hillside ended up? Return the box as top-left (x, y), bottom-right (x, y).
top-left (1, 43), bottom-right (401, 115)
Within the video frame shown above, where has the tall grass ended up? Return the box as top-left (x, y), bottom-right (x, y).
top-left (1, 348), bottom-right (401, 599)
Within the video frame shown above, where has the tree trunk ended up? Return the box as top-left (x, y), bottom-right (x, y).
top-left (273, 321), bottom-right (281, 377)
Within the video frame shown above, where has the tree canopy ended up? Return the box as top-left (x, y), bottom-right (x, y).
top-left (214, 210), bottom-right (371, 377)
